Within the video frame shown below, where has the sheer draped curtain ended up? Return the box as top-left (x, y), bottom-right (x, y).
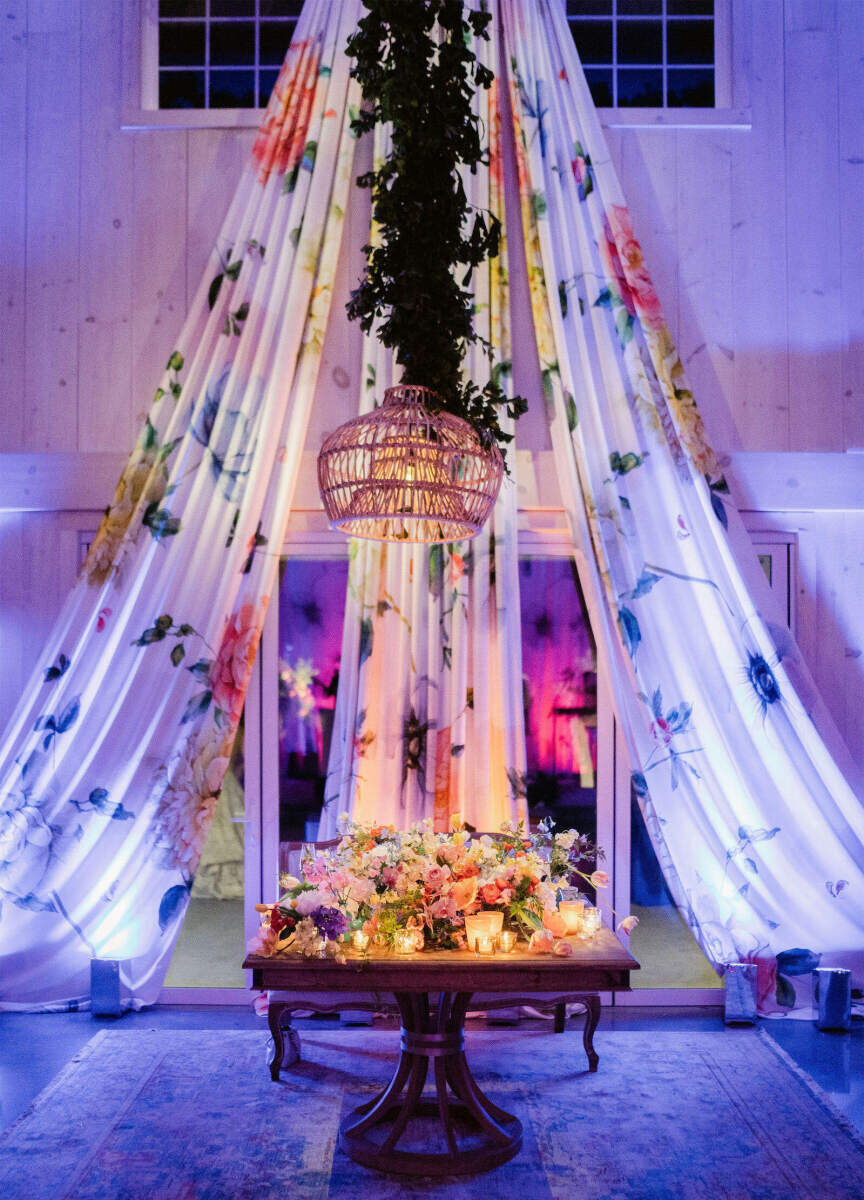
top-left (0, 0), bottom-right (362, 1009)
top-left (320, 23), bottom-right (528, 837)
top-left (499, 0), bottom-right (864, 1003)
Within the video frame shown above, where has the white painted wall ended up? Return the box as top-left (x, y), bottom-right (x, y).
top-left (0, 0), bottom-right (863, 766)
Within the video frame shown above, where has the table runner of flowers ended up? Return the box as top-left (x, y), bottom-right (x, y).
top-left (248, 818), bottom-right (637, 959)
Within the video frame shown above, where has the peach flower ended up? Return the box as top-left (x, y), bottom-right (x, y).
top-left (553, 940), bottom-right (574, 957)
top-left (210, 600), bottom-right (268, 723)
top-left (528, 930), bottom-right (555, 954)
top-left (542, 909), bottom-right (568, 938)
top-left (590, 871), bottom-right (610, 889)
top-left (451, 877), bottom-right (479, 910)
top-left (618, 915), bottom-right (639, 935)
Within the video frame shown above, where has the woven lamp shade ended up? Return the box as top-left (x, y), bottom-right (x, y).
top-left (317, 385), bottom-right (504, 543)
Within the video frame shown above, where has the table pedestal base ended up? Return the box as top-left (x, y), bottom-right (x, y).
top-left (338, 991), bottom-right (522, 1176)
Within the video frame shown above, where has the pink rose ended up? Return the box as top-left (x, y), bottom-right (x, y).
top-left (481, 883), bottom-right (502, 905)
top-left (618, 915), bottom-right (639, 935)
top-left (438, 843), bottom-right (460, 864)
top-left (553, 939), bottom-right (573, 957)
top-left (542, 909), bottom-right (568, 938)
top-left (528, 930), bottom-right (555, 954)
top-left (424, 864), bottom-right (450, 890)
top-left (210, 600), bottom-right (267, 723)
top-left (590, 871), bottom-right (610, 889)
top-left (600, 205), bottom-right (666, 331)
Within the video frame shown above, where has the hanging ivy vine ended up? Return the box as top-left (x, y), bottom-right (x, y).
top-left (345, 0), bottom-right (526, 450)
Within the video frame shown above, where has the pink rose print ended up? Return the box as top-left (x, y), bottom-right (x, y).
top-left (601, 204), bottom-right (666, 331)
top-left (210, 599), bottom-right (268, 723)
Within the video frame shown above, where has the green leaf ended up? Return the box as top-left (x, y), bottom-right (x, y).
top-left (181, 690), bottom-right (212, 725)
top-left (565, 391), bottom-right (578, 432)
top-left (207, 273), bottom-right (224, 311)
top-left (153, 387), bottom-right (165, 403)
top-left (143, 417), bottom-right (159, 452)
top-left (224, 259), bottom-right (242, 281)
top-left (282, 165), bottom-right (300, 194)
top-left (531, 190), bottom-right (547, 220)
top-left (289, 226), bottom-right (302, 247)
top-left (358, 617), bottom-right (374, 669)
top-left (167, 351), bottom-right (184, 371)
top-left (558, 280), bottom-right (568, 318)
top-left (616, 307), bottom-right (635, 346)
top-left (170, 643), bottom-right (185, 667)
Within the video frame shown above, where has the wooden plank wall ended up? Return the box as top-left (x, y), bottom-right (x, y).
top-left (0, 0), bottom-right (862, 764)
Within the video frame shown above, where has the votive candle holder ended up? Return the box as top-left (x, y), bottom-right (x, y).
top-left (464, 910), bottom-right (504, 952)
top-left (476, 934), bottom-right (495, 956)
top-left (558, 899), bottom-right (587, 934)
top-left (351, 929), bottom-right (370, 954)
top-left (393, 929), bottom-right (416, 955)
top-left (497, 930), bottom-right (517, 953)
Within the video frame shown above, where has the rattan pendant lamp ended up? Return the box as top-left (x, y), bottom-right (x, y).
top-left (317, 0), bottom-right (523, 545)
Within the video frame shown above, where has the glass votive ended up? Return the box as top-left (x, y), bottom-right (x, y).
top-left (497, 929), bottom-right (517, 953)
top-left (351, 929), bottom-right (370, 954)
top-left (393, 929), bottom-right (416, 955)
top-left (558, 899), bottom-right (587, 934)
top-left (583, 907), bottom-right (602, 937)
top-left (476, 934), bottom-right (495, 956)
top-left (464, 910), bottom-right (504, 952)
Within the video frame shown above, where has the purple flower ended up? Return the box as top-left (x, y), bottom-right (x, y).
top-left (310, 905), bottom-right (348, 941)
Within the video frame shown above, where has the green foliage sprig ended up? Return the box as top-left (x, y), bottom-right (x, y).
top-left (345, 0), bottom-right (527, 450)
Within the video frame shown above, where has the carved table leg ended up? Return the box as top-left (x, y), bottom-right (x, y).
top-left (582, 994), bottom-right (601, 1072)
top-left (268, 1002), bottom-right (287, 1081)
top-left (338, 990), bottom-right (522, 1175)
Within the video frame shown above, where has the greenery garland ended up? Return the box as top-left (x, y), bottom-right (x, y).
top-left (345, 0), bottom-right (527, 450)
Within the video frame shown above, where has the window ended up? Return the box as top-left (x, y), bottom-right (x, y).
top-left (155, 0), bottom-right (302, 111)
top-left (567, 0), bottom-right (717, 109)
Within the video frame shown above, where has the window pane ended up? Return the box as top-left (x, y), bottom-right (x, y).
top-left (211, 0), bottom-right (255, 14)
top-left (260, 20), bottom-right (295, 66)
top-left (668, 0), bottom-right (713, 13)
top-left (566, 1), bottom-right (612, 13)
top-left (519, 557), bottom-right (597, 847)
top-left (261, 0), bottom-right (304, 14)
top-left (667, 67), bottom-right (714, 107)
top-left (259, 68), bottom-right (281, 106)
top-left (617, 19), bottom-right (662, 64)
top-left (210, 20), bottom-right (255, 66)
top-left (159, 68), bottom-right (205, 108)
top-left (210, 69), bottom-right (256, 107)
top-left (159, 0), bottom-right (204, 15)
top-left (278, 557), bottom-right (349, 848)
top-left (668, 18), bottom-right (714, 64)
top-left (164, 722), bottom-right (246, 989)
top-left (570, 19), bottom-right (612, 63)
top-left (584, 68), bottom-right (613, 107)
top-left (618, 0), bottom-right (661, 13)
top-left (630, 788), bottom-right (719, 989)
top-left (617, 67), bottom-right (662, 106)
top-left (159, 21), bottom-right (205, 67)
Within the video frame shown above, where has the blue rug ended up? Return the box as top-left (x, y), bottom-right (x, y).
top-left (1, 1028), bottom-right (863, 1199)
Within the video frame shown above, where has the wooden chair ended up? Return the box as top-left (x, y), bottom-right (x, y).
top-left (264, 838), bottom-right (601, 1077)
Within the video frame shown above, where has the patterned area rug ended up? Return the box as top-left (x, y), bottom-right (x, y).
top-left (1, 1028), bottom-right (862, 1199)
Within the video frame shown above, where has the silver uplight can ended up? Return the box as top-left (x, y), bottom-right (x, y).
top-left (813, 968), bottom-right (852, 1032)
top-left (724, 962), bottom-right (758, 1024)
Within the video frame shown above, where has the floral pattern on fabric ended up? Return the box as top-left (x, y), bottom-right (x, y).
top-left (499, 0), bottom-right (863, 1007)
top-left (0, 0), bottom-right (363, 1010)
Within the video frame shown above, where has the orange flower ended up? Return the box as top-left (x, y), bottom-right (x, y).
top-left (542, 909), bottom-right (568, 938)
top-left (210, 599), bottom-right (268, 723)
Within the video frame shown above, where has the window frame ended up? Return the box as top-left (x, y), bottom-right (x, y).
top-left (124, 0), bottom-right (749, 132)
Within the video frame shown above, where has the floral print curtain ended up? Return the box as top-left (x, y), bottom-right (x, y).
top-left (320, 23), bottom-right (528, 838)
top-left (500, 0), bottom-right (864, 1004)
top-left (0, 0), bottom-right (363, 1009)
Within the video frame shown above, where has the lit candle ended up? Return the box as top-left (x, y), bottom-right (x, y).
top-left (351, 929), bottom-right (370, 954)
top-left (476, 934), bottom-right (495, 955)
top-left (583, 907), bottom-right (602, 937)
top-left (393, 929), bottom-right (416, 955)
top-left (558, 899), bottom-right (587, 934)
top-left (497, 930), bottom-right (517, 953)
top-left (464, 910), bottom-right (504, 952)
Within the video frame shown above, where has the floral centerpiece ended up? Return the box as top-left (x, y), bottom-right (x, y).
top-left (248, 817), bottom-right (637, 960)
